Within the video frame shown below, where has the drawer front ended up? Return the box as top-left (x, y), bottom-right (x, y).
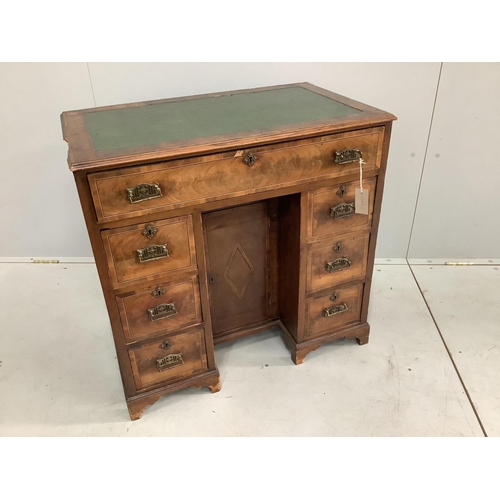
top-left (309, 177), bottom-right (377, 239)
top-left (117, 278), bottom-right (202, 343)
top-left (128, 327), bottom-right (208, 391)
top-left (305, 284), bottom-right (363, 340)
top-left (102, 215), bottom-right (196, 288)
top-left (89, 127), bottom-right (384, 222)
top-left (307, 231), bottom-right (369, 292)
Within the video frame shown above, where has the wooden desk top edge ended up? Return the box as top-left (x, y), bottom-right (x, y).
top-left (61, 82), bottom-right (397, 173)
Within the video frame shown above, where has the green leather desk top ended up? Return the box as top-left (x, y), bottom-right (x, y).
top-left (84, 87), bottom-right (359, 152)
top-left (61, 83), bottom-right (396, 170)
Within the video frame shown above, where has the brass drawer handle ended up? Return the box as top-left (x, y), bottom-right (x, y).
top-left (148, 302), bottom-right (178, 321)
top-left (126, 183), bottom-right (162, 204)
top-left (323, 303), bottom-right (348, 317)
top-left (325, 257), bottom-right (351, 273)
top-left (137, 244), bottom-right (169, 263)
top-left (156, 353), bottom-right (184, 372)
top-left (330, 202), bottom-right (355, 219)
top-left (334, 148), bottom-right (362, 164)
top-left (243, 152), bottom-right (258, 167)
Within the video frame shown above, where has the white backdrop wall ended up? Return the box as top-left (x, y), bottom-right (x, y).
top-left (0, 63), bottom-right (95, 258)
top-left (0, 62), bottom-right (497, 260)
top-left (407, 62), bottom-right (500, 259)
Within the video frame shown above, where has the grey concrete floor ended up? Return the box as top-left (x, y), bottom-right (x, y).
top-left (0, 262), bottom-right (498, 436)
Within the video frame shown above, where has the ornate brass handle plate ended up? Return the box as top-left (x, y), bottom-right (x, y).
top-left (325, 257), bottom-right (351, 273)
top-left (137, 244), bottom-right (169, 263)
top-left (156, 353), bottom-right (184, 372)
top-left (334, 148), bottom-right (362, 164)
top-left (148, 302), bottom-right (178, 321)
top-left (126, 183), bottom-right (162, 204)
top-left (323, 303), bottom-right (348, 317)
top-left (330, 202), bottom-right (355, 219)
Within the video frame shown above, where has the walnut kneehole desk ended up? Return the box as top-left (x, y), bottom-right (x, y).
top-left (61, 83), bottom-right (396, 420)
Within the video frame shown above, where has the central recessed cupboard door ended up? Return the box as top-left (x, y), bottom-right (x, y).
top-left (203, 202), bottom-right (275, 338)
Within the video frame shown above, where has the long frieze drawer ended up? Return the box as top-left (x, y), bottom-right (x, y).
top-left (307, 231), bottom-right (370, 292)
top-left (128, 327), bottom-right (208, 391)
top-left (117, 278), bottom-right (202, 344)
top-left (88, 127), bottom-right (384, 222)
top-left (305, 283), bottom-right (363, 340)
top-left (101, 215), bottom-right (196, 288)
top-left (309, 177), bottom-right (377, 239)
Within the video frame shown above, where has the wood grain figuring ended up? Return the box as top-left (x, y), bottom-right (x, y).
top-left (117, 278), bottom-right (202, 343)
top-left (203, 202), bottom-right (273, 338)
top-left (88, 128), bottom-right (383, 222)
top-left (307, 231), bottom-right (370, 292)
top-left (93, 169), bottom-right (378, 233)
top-left (128, 327), bottom-right (208, 391)
top-left (305, 283), bottom-right (363, 340)
top-left (101, 215), bottom-right (196, 288)
top-left (309, 177), bottom-right (377, 239)
top-left (63, 84), bottom-right (396, 419)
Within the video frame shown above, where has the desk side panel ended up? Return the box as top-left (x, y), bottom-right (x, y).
top-left (361, 122), bottom-right (393, 323)
top-left (278, 194), bottom-right (302, 340)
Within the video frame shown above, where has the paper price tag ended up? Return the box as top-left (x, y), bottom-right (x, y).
top-left (355, 188), bottom-right (369, 215)
top-left (355, 157), bottom-right (368, 214)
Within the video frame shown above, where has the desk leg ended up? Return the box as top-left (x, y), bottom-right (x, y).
top-left (126, 369), bottom-right (221, 420)
top-left (279, 321), bottom-right (371, 364)
top-left (208, 381), bottom-right (222, 393)
top-left (356, 327), bottom-right (370, 345)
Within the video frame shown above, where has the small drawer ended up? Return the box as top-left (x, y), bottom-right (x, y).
top-left (128, 327), bottom-right (208, 391)
top-left (309, 177), bottom-right (376, 239)
top-left (88, 127), bottom-right (384, 223)
top-left (305, 283), bottom-right (363, 340)
top-left (101, 215), bottom-right (196, 288)
top-left (117, 277), bottom-right (202, 343)
top-left (307, 231), bottom-right (369, 292)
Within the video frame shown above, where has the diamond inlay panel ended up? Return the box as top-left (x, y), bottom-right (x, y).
top-left (223, 242), bottom-right (255, 299)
